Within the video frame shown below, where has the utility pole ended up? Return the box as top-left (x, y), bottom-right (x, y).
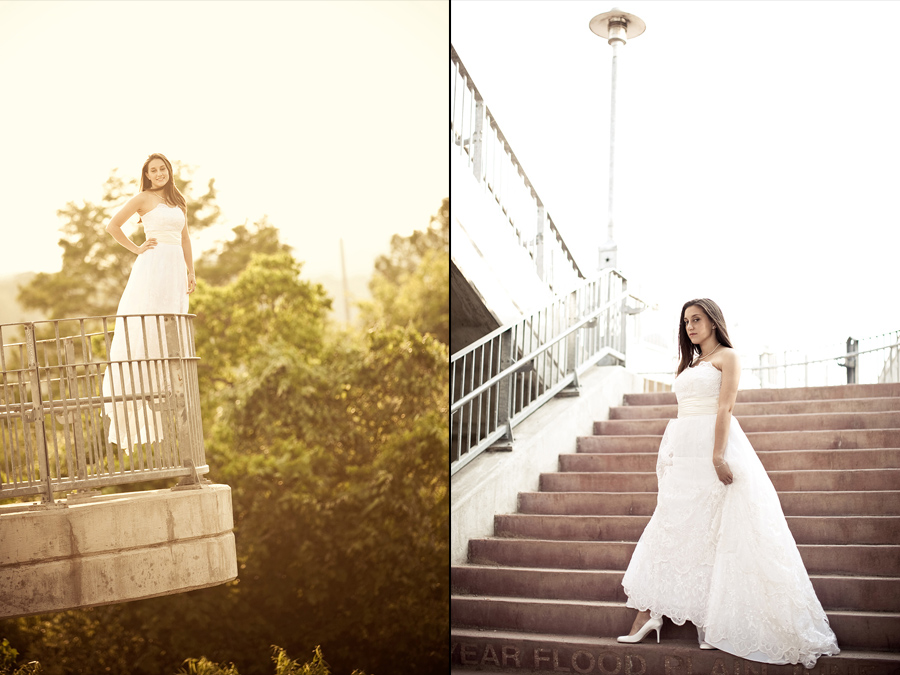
top-left (589, 8), bottom-right (645, 271)
top-left (340, 237), bottom-right (351, 326)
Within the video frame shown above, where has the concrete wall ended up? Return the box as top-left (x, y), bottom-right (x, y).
top-left (0, 484), bottom-right (237, 618)
top-left (451, 365), bottom-right (646, 565)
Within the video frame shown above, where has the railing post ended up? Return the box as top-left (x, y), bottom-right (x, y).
top-left (494, 330), bottom-right (515, 447)
top-left (63, 338), bottom-right (88, 481)
top-left (24, 323), bottom-right (54, 505)
top-left (472, 95), bottom-right (484, 183)
top-left (620, 276), bottom-right (628, 364)
top-left (535, 203), bottom-right (546, 283)
top-left (163, 317), bottom-right (190, 463)
top-left (845, 337), bottom-right (858, 385)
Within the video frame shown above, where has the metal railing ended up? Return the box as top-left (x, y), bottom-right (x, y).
top-left (0, 314), bottom-right (206, 504)
top-left (450, 270), bottom-right (629, 476)
top-left (636, 330), bottom-right (900, 388)
top-left (746, 331), bottom-right (900, 388)
top-left (451, 45), bottom-right (584, 293)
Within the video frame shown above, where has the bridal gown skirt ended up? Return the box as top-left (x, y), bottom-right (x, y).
top-left (621, 400), bottom-right (839, 668)
top-left (101, 241), bottom-right (188, 449)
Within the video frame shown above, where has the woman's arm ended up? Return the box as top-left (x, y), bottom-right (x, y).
top-left (106, 193), bottom-right (157, 254)
top-left (713, 349), bottom-right (741, 485)
top-left (182, 221), bottom-right (195, 294)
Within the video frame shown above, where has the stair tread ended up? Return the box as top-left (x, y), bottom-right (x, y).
top-left (450, 628), bottom-right (900, 662)
top-left (453, 594), bottom-right (900, 617)
top-left (546, 468), bottom-right (900, 474)
top-left (454, 563), bottom-right (900, 582)
top-left (472, 536), bottom-right (900, 547)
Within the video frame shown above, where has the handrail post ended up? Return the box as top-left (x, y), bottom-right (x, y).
top-left (495, 330), bottom-right (515, 447)
top-left (845, 337), bottom-right (858, 384)
top-left (24, 323), bottom-right (55, 505)
top-left (163, 316), bottom-right (192, 469)
top-left (619, 276), bottom-right (628, 363)
top-left (536, 203), bottom-right (546, 283)
top-left (564, 290), bottom-right (580, 390)
top-left (472, 95), bottom-right (484, 182)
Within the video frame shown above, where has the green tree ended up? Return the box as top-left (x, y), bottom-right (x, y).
top-left (17, 165), bottom-right (221, 319)
top-left (2, 197), bottom-right (449, 675)
top-left (361, 198), bottom-right (449, 345)
top-left (195, 216), bottom-right (293, 287)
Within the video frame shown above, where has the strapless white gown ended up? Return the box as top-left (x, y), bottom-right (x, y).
top-left (101, 204), bottom-right (188, 449)
top-left (620, 361), bottom-right (839, 669)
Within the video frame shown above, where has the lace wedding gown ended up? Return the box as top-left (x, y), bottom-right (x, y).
top-left (101, 203), bottom-right (188, 449)
top-left (620, 361), bottom-right (840, 668)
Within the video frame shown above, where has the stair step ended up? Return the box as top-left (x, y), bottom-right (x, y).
top-left (451, 565), bottom-right (900, 612)
top-left (540, 469), bottom-right (900, 493)
top-left (610, 396), bottom-right (900, 419)
top-left (560, 448), bottom-right (900, 472)
top-left (468, 538), bottom-right (900, 576)
top-left (450, 629), bottom-right (900, 674)
top-left (578, 429), bottom-right (900, 452)
top-left (493, 513), bottom-right (900, 545)
top-left (623, 383), bottom-right (900, 406)
top-left (518, 490), bottom-right (900, 516)
top-left (450, 595), bottom-right (900, 651)
top-left (594, 411), bottom-right (900, 436)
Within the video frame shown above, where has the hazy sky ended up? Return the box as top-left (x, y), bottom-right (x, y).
top-left (451, 0), bottom-right (899, 358)
top-left (0, 0), bottom-right (447, 282)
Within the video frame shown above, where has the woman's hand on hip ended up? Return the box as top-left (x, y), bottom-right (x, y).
top-left (714, 460), bottom-right (733, 485)
top-left (136, 238), bottom-right (158, 254)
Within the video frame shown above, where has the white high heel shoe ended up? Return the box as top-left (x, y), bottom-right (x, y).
top-left (699, 642), bottom-right (717, 650)
top-left (616, 616), bottom-right (663, 644)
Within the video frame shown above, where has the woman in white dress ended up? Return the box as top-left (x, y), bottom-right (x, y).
top-left (100, 153), bottom-right (195, 450)
top-left (616, 298), bottom-right (839, 669)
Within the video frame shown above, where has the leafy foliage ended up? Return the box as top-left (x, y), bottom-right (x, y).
top-left (361, 198), bottom-right (449, 345)
top-left (195, 217), bottom-right (293, 287)
top-left (177, 646), bottom-right (368, 675)
top-left (2, 188), bottom-right (449, 675)
top-left (0, 638), bottom-right (41, 675)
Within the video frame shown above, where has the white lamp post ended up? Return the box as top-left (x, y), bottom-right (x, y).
top-left (589, 8), bottom-right (645, 271)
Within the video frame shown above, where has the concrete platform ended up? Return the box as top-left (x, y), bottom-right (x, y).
top-left (0, 484), bottom-right (237, 618)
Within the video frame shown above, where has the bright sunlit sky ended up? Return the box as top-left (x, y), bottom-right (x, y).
top-left (0, 0), bottom-right (447, 283)
top-left (452, 0), bottom-right (899, 355)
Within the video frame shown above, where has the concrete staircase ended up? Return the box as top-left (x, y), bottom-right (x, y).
top-left (451, 383), bottom-right (900, 674)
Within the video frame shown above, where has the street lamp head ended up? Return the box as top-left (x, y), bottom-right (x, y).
top-left (589, 8), bottom-right (646, 45)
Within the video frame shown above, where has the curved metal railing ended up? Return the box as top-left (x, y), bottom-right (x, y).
top-left (0, 314), bottom-right (206, 504)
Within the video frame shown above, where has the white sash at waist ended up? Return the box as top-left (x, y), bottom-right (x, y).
top-left (146, 230), bottom-right (182, 246)
top-left (677, 396), bottom-right (719, 418)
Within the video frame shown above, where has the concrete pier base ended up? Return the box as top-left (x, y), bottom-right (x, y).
top-left (0, 484), bottom-right (237, 618)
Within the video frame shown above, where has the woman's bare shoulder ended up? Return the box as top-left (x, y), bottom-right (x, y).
top-left (131, 191), bottom-right (156, 216)
top-left (714, 346), bottom-right (740, 370)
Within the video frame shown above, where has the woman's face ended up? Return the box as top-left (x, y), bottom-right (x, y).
top-left (683, 305), bottom-right (714, 344)
top-left (146, 158), bottom-right (169, 189)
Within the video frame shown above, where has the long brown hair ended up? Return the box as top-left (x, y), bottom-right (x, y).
top-left (140, 152), bottom-right (186, 216)
top-left (676, 298), bottom-right (734, 376)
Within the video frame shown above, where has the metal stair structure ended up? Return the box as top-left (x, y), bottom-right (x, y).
top-left (451, 382), bottom-right (900, 674)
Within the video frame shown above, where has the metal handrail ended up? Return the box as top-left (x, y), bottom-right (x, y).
top-left (0, 314), bottom-right (207, 504)
top-left (451, 44), bottom-right (584, 289)
top-left (451, 270), bottom-right (630, 476)
top-left (636, 333), bottom-right (900, 387)
top-left (451, 290), bottom-right (628, 413)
